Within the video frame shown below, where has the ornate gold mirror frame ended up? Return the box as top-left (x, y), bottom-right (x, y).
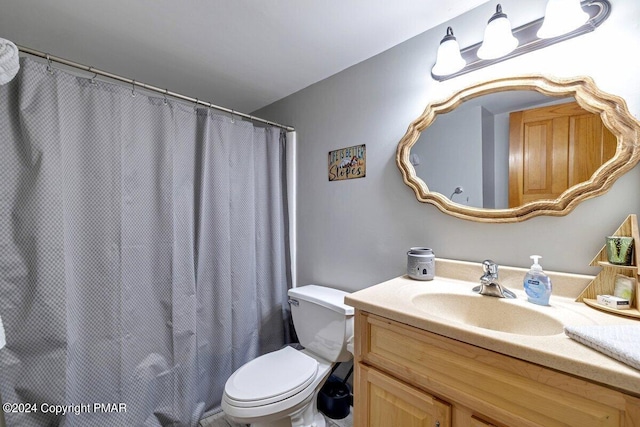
top-left (397, 75), bottom-right (640, 223)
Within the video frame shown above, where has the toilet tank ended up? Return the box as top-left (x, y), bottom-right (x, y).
top-left (288, 285), bottom-right (354, 363)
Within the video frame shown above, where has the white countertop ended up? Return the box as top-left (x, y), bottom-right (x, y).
top-left (344, 259), bottom-right (640, 396)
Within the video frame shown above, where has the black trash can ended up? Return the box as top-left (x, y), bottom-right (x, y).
top-left (317, 374), bottom-right (352, 420)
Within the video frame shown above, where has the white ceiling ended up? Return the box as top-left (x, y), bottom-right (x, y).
top-left (1, 0), bottom-right (488, 113)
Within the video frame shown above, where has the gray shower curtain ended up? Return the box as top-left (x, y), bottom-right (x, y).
top-left (0, 58), bottom-right (291, 426)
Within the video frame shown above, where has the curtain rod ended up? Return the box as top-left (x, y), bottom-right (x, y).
top-left (17, 45), bottom-right (295, 132)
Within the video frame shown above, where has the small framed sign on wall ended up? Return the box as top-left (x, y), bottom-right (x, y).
top-left (328, 144), bottom-right (366, 181)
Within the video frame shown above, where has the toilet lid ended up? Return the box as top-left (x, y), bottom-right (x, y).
top-left (224, 346), bottom-right (318, 407)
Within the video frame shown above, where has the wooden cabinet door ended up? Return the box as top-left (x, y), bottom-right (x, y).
top-left (470, 415), bottom-right (498, 427)
top-left (356, 363), bottom-right (451, 427)
top-left (508, 101), bottom-right (616, 207)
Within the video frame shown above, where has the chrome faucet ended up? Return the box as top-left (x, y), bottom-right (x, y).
top-left (472, 260), bottom-right (516, 298)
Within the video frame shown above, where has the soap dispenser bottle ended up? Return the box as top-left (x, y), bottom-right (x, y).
top-left (523, 255), bottom-right (552, 306)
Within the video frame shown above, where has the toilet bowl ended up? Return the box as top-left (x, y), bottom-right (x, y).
top-left (221, 285), bottom-right (354, 427)
top-left (222, 347), bottom-right (331, 427)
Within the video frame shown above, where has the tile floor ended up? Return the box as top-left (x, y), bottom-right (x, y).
top-left (199, 409), bottom-right (353, 427)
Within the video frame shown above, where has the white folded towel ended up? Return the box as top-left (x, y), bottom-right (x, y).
top-left (0, 38), bottom-right (20, 85)
top-left (564, 324), bottom-right (640, 371)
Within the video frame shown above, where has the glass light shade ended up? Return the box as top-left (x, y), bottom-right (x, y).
top-left (477, 5), bottom-right (519, 60)
top-left (537, 0), bottom-right (590, 39)
top-left (431, 27), bottom-right (466, 77)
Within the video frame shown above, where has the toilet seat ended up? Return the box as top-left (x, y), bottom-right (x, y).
top-left (224, 346), bottom-right (318, 408)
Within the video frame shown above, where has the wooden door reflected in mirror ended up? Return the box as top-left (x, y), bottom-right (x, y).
top-left (509, 101), bottom-right (616, 207)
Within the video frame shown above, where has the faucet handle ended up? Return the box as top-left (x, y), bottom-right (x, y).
top-left (482, 259), bottom-right (498, 276)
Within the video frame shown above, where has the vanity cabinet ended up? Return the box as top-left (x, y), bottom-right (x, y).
top-left (358, 363), bottom-right (451, 427)
top-left (353, 311), bottom-right (640, 427)
top-left (470, 416), bottom-right (497, 427)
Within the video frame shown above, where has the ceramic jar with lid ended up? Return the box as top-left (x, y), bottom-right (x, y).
top-left (407, 247), bottom-right (435, 280)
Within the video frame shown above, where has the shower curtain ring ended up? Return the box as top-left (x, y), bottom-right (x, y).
top-left (231, 110), bottom-right (235, 123)
top-left (131, 80), bottom-right (137, 97)
top-left (88, 67), bottom-right (98, 85)
top-left (163, 89), bottom-right (169, 105)
top-left (45, 54), bottom-right (54, 74)
top-left (194, 98), bottom-right (199, 111)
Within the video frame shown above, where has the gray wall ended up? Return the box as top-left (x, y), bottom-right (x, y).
top-left (493, 111), bottom-right (510, 208)
top-left (412, 106), bottom-right (483, 207)
top-left (255, 0), bottom-right (640, 292)
top-left (481, 107), bottom-right (496, 209)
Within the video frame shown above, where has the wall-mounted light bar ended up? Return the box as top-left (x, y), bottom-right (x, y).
top-left (431, 0), bottom-right (611, 81)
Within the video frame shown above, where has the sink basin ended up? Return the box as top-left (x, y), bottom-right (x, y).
top-left (411, 293), bottom-right (564, 336)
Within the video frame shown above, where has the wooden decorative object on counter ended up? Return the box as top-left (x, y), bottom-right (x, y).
top-left (577, 214), bottom-right (640, 319)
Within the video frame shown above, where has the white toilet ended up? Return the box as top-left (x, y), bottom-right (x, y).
top-left (221, 285), bottom-right (354, 427)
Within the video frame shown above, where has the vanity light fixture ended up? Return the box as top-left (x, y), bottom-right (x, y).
top-left (477, 5), bottom-right (518, 60)
top-left (538, 0), bottom-right (590, 38)
top-left (431, 27), bottom-right (466, 77)
top-left (431, 0), bottom-right (611, 81)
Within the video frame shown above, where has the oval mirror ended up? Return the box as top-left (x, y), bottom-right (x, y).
top-left (397, 75), bottom-right (640, 222)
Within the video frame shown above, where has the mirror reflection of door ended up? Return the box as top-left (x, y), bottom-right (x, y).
top-left (508, 102), bottom-right (616, 208)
